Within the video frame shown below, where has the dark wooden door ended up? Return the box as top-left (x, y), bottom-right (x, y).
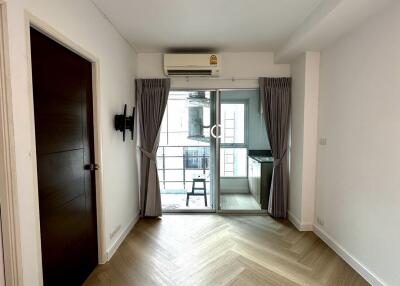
top-left (30, 27), bottom-right (98, 286)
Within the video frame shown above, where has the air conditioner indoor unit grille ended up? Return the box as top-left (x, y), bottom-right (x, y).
top-left (167, 69), bottom-right (212, 76)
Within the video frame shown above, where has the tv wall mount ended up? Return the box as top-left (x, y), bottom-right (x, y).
top-left (114, 104), bottom-right (135, 141)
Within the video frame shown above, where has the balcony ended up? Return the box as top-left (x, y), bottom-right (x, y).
top-left (157, 146), bottom-right (212, 210)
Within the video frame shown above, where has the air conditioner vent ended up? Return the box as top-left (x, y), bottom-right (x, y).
top-left (167, 69), bottom-right (212, 76)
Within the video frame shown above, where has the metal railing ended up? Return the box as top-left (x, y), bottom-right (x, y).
top-left (157, 146), bottom-right (210, 191)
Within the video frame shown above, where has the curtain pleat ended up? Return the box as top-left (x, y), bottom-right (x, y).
top-left (259, 77), bottom-right (291, 218)
top-left (136, 78), bottom-right (170, 217)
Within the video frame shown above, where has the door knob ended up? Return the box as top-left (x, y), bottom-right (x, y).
top-left (84, 164), bottom-right (100, 171)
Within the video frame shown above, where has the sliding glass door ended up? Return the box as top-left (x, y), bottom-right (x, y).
top-left (159, 88), bottom-right (271, 214)
top-left (159, 90), bottom-right (217, 212)
top-left (216, 89), bottom-right (271, 213)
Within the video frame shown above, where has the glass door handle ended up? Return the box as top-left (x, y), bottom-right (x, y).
top-left (210, 124), bottom-right (222, 139)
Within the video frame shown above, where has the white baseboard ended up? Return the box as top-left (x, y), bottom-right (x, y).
top-left (287, 211), bottom-right (313, 231)
top-left (313, 225), bottom-right (386, 286)
top-left (106, 213), bottom-right (139, 261)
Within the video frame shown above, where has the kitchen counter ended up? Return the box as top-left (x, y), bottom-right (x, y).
top-left (248, 151), bottom-right (274, 210)
top-left (248, 155), bottom-right (273, 163)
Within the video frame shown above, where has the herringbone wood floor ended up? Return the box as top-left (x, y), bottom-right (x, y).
top-left (84, 215), bottom-right (369, 286)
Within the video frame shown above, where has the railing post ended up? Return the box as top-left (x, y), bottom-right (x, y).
top-left (203, 147), bottom-right (206, 175)
top-left (183, 147), bottom-right (186, 190)
top-left (162, 147), bottom-right (166, 190)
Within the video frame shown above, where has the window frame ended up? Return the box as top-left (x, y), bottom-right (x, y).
top-left (219, 99), bottom-right (249, 178)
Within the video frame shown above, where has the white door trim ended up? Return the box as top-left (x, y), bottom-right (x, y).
top-left (0, 2), bottom-right (23, 285)
top-left (23, 12), bottom-right (107, 283)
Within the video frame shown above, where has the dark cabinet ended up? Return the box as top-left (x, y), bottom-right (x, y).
top-left (248, 157), bottom-right (273, 210)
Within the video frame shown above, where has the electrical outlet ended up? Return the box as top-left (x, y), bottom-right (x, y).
top-left (319, 138), bottom-right (327, 146)
top-left (317, 217), bottom-right (324, 226)
top-left (110, 224), bottom-right (121, 239)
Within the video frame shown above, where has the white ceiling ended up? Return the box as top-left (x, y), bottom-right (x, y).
top-left (91, 0), bottom-right (323, 53)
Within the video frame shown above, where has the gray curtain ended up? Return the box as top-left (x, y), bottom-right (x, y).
top-left (259, 77), bottom-right (291, 218)
top-left (136, 78), bottom-right (170, 217)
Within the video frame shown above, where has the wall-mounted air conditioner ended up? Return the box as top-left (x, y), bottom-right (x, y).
top-left (163, 53), bottom-right (220, 77)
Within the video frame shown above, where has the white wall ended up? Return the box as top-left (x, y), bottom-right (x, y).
top-left (302, 52), bottom-right (319, 226)
top-left (4, 0), bottom-right (138, 284)
top-left (289, 54), bottom-right (306, 224)
top-left (316, 2), bottom-right (400, 285)
top-left (289, 52), bottom-right (319, 230)
top-left (137, 52), bottom-right (290, 89)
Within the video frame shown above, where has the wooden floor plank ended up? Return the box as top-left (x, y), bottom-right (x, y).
top-left (84, 215), bottom-right (369, 286)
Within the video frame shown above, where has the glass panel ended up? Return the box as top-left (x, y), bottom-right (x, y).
top-left (220, 148), bottom-right (247, 177)
top-left (164, 182), bottom-right (186, 191)
top-left (164, 147), bottom-right (183, 156)
top-left (219, 90), bottom-right (264, 212)
top-left (164, 170), bottom-right (183, 182)
top-left (221, 103), bottom-right (245, 144)
top-left (165, 157), bottom-right (183, 169)
top-left (156, 157), bottom-right (163, 168)
top-left (159, 90), bottom-right (215, 211)
top-left (158, 170), bottom-right (164, 182)
top-left (185, 170), bottom-right (204, 181)
top-left (159, 132), bottom-right (167, 146)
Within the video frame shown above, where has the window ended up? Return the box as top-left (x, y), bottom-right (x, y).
top-left (221, 103), bottom-right (245, 144)
top-left (159, 91), bottom-right (211, 146)
top-left (220, 148), bottom-right (247, 176)
top-left (220, 102), bottom-right (247, 177)
top-left (157, 91), bottom-right (212, 194)
top-left (184, 147), bottom-right (210, 169)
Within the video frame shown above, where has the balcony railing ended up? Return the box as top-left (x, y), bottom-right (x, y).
top-left (157, 146), bottom-right (211, 191)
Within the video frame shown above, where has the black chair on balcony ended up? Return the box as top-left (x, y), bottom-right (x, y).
top-left (186, 174), bottom-right (207, 207)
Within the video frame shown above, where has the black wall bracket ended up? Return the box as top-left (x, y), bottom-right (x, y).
top-left (114, 104), bottom-right (135, 141)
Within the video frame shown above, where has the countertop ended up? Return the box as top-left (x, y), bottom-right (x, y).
top-left (249, 155), bottom-right (274, 163)
top-left (248, 150), bottom-right (274, 163)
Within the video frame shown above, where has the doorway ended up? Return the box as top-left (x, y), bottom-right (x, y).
top-left (30, 27), bottom-right (98, 285)
top-left (159, 90), bottom-right (217, 212)
top-left (217, 89), bottom-right (272, 213)
top-left (159, 89), bottom-right (272, 214)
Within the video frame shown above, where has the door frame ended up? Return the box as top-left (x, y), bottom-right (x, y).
top-left (161, 89), bottom-right (218, 213)
top-left (216, 88), bottom-right (269, 214)
top-left (162, 87), bottom-right (269, 215)
top-left (0, 2), bottom-right (24, 285)
top-left (24, 12), bottom-right (107, 277)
